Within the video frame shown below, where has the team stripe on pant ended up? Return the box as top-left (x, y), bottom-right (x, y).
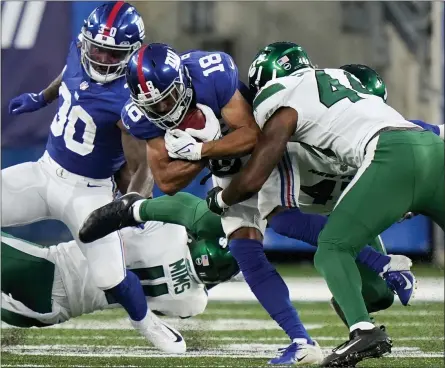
top-left (277, 150), bottom-right (297, 207)
top-left (117, 230), bottom-right (127, 278)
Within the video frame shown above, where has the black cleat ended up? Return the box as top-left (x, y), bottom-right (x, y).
top-left (79, 192), bottom-right (144, 243)
top-left (321, 325), bottom-right (392, 367)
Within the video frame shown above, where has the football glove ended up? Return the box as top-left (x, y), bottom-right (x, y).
top-left (206, 186), bottom-right (228, 215)
top-left (165, 129), bottom-right (203, 161)
top-left (9, 92), bottom-right (48, 115)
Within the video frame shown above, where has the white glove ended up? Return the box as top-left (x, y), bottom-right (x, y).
top-left (184, 103), bottom-right (222, 142)
top-left (165, 129), bottom-right (203, 161)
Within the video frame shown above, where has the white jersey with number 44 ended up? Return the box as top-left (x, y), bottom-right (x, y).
top-left (253, 68), bottom-right (418, 168)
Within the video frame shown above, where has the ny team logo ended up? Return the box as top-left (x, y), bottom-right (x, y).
top-left (1, 1), bottom-right (46, 49)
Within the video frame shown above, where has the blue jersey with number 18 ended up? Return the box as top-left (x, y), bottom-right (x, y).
top-left (121, 50), bottom-right (239, 140)
top-left (45, 39), bottom-right (128, 179)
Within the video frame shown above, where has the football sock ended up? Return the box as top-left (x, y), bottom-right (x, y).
top-left (356, 245), bottom-right (391, 275)
top-left (229, 238), bottom-right (313, 343)
top-left (105, 270), bottom-right (148, 321)
top-left (268, 207), bottom-right (326, 246)
top-left (136, 193), bottom-right (225, 239)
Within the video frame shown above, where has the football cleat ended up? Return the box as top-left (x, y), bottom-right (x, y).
top-left (79, 192), bottom-right (144, 243)
top-left (381, 255), bottom-right (417, 306)
top-left (131, 309), bottom-right (186, 354)
top-left (268, 339), bottom-right (323, 365)
top-left (385, 270), bottom-right (417, 306)
top-left (321, 326), bottom-right (392, 367)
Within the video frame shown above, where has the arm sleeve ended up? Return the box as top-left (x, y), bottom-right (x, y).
top-left (138, 193), bottom-right (224, 240)
top-left (409, 119), bottom-right (441, 137)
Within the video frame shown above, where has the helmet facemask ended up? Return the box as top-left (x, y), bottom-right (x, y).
top-left (131, 67), bottom-right (193, 130)
top-left (81, 28), bottom-right (140, 83)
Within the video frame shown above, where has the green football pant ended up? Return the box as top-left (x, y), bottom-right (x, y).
top-left (315, 130), bottom-right (444, 327)
top-left (333, 236), bottom-right (394, 325)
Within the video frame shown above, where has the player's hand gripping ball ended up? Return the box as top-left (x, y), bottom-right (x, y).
top-left (176, 103), bottom-right (221, 142)
top-left (165, 104), bottom-right (221, 161)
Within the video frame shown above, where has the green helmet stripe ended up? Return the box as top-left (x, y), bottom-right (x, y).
top-left (253, 83), bottom-right (286, 111)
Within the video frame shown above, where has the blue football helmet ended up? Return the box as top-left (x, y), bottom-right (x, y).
top-left (81, 1), bottom-right (145, 83)
top-left (126, 43), bottom-right (193, 129)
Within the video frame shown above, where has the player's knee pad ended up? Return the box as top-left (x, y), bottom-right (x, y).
top-left (95, 269), bottom-right (126, 291)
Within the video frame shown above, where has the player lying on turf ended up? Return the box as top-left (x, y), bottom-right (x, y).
top-left (204, 42), bottom-right (445, 367)
top-left (3, 2), bottom-right (159, 347)
top-left (1, 194), bottom-right (240, 353)
top-left (120, 43), bottom-right (320, 364)
top-left (80, 191), bottom-right (419, 365)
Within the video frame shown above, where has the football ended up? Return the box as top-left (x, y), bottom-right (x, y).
top-left (176, 108), bottom-right (206, 132)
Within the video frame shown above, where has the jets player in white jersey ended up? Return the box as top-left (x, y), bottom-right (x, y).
top-left (3, 2), bottom-right (164, 350)
top-left (2, 193), bottom-right (240, 354)
top-left (206, 42), bottom-right (445, 367)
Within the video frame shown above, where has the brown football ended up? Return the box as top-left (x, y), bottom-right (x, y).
top-left (176, 108), bottom-right (206, 131)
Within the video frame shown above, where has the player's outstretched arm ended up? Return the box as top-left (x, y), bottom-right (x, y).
top-left (8, 69), bottom-right (64, 115)
top-left (200, 90), bottom-right (261, 159)
top-left (210, 107), bottom-right (298, 211)
top-left (409, 119), bottom-right (444, 140)
top-left (147, 137), bottom-right (207, 195)
top-left (42, 69), bottom-right (64, 104)
top-left (118, 122), bottom-right (154, 197)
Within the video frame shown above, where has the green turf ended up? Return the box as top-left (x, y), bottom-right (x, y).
top-left (2, 300), bottom-right (444, 367)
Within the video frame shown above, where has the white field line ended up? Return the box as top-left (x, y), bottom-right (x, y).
top-left (208, 277), bottom-right (444, 302)
top-left (203, 309), bottom-right (444, 317)
top-left (2, 318), bottom-right (442, 331)
top-left (0, 319), bottom-right (322, 331)
top-left (3, 318), bottom-right (442, 331)
top-left (18, 334), bottom-right (445, 342)
top-left (2, 344), bottom-right (443, 359)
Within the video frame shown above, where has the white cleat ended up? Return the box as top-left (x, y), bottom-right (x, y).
top-left (131, 310), bottom-right (186, 353)
top-left (380, 254), bottom-right (412, 276)
top-left (268, 339), bottom-right (324, 365)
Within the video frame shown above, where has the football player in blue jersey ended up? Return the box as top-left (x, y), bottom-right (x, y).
top-left (119, 43), bottom-right (324, 364)
top-left (4, 2), bottom-right (185, 353)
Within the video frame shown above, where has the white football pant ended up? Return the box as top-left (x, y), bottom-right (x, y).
top-left (1, 151), bottom-right (125, 290)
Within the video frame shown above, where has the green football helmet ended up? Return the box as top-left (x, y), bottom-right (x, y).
top-left (187, 237), bottom-right (239, 285)
top-left (340, 64), bottom-right (387, 102)
top-left (248, 41), bottom-right (314, 94)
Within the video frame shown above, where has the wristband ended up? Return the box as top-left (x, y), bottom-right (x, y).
top-left (216, 191), bottom-right (229, 209)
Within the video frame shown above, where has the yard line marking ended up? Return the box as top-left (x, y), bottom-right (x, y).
top-left (2, 344), bottom-right (443, 359)
top-left (17, 335), bottom-right (445, 342)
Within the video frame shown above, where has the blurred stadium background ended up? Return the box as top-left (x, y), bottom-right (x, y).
top-left (1, 1), bottom-right (444, 265)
